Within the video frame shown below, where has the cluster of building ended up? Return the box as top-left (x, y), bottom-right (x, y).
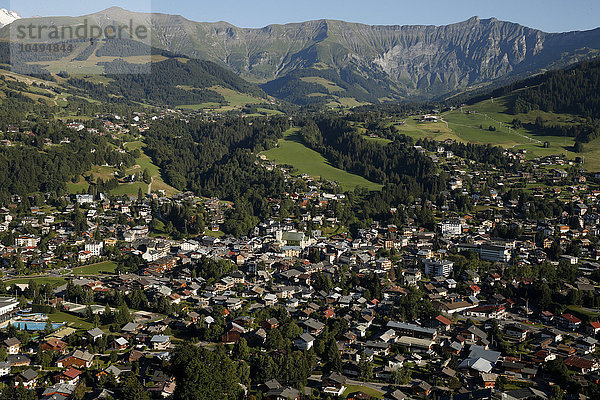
top-left (1, 112), bottom-right (600, 398)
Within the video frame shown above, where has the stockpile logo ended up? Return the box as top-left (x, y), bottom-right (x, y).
top-left (9, 4), bottom-right (152, 75)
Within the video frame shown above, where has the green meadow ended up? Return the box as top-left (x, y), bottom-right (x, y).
top-left (263, 128), bottom-right (382, 191)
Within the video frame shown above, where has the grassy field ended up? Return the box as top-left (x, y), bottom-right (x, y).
top-left (124, 140), bottom-right (179, 196)
top-left (362, 135), bottom-right (392, 145)
top-left (326, 96), bottom-right (370, 109)
top-left (203, 229), bottom-right (225, 238)
top-left (299, 77), bottom-right (344, 93)
top-left (66, 177), bottom-right (90, 194)
top-left (341, 385), bottom-right (384, 399)
top-left (263, 128), bottom-right (382, 191)
top-left (6, 277), bottom-right (67, 287)
top-left (210, 86), bottom-right (265, 107)
top-left (24, 41), bottom-right (158, 75)
top-left (67, 139), bottom-right (178, 196)
top-left (395, 118), bottom-right (462, 143)
top-left (176, 85), bottom-right (268, 112)
top-left (48, 312), bottom-right (93, 330)
top-left (395, 92), bottom-right (600, 171)
top-left (440, 94), bottom-right (600, 170)
top-left (72, 261), bottom-right (118, 276)
top-left (257, 108), bottom-right (284, 115)
top-left (178, 102), bottom-right (222, 110)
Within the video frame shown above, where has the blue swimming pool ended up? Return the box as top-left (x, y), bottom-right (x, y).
top-left (12, 321), bottom-right (65, 331)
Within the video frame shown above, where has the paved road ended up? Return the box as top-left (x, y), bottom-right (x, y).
top-left (309, 374), bottom-right (389, 395)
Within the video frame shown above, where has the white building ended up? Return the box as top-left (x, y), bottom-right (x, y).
top-left (0, 297), bottom-right (18, 316)
top-left (84, 241), bottom-right (104, 257)
top-left (275, 230), bottom-right (312, 249)
top-left (424, 259), bottom-right (454, 277)
top-left (180, 240), bottom-right (199, 252)
top-left (0, 361), bottom-right (9, 377)
top-left (75, 194), bottom-right (94, 205)
top-left (15, 235), bottom-right (40, 248)
top-left (479, 245), bottom-right (511, 263)
top-left (440, 220), bottom-right (463, 236)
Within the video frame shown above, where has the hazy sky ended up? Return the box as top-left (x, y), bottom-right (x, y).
top-left (5, 0), bottom-right (600, 33)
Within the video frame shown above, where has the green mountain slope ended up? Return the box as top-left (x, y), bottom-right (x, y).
top-left (400, 59), bottom-right (600, 170)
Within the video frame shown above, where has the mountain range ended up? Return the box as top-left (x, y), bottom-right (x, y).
top-left (2, 7), bottom-right (600, 105)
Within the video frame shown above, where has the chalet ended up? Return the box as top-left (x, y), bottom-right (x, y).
top-left (481, 373), bottom-right (498, 388)
top-left (540, 311), bottom-right (554, 323)
top-left (364, 341), bottom-right (391, 356)
top-left (533, 350), bottom-right (556, 363)
top-left (321, 372), bottom-right (347, 396)
top-left (557, 344), bottom-right (576, 356)
top-left (464, 304), bottom-right (506, 319)
top-left (122, 322), bottom-right (142, 334)
top-left (261, 318), bottom-right (279, 330)
top-left (151, 335), bottom-right (172, 350)
top-left (440, 300), bottom-right (475, 314)
top-left (576, 337), bottom-right (598, 354)
top-left (387, 389), bottom-right (408, 400)
top-left (388, 355), bottom-right (405, 370)
top-left (57, 350), bottom-right (94, 368)
top-left (564, 355), bottom-right (599, 374)
top-left (3, 337), bottom-right (20, 354)
top-left (55, 367), bottom-right (82, 385)
top-left (588, 321), bottom-right (600, 336)
top-left (560, 313), bottom-right (583, 330)
top-left (504, 324), bottom-right (529, 342)
top-left (0, 362), bottom-right (9, 378)
top-left (540, 328), bottom-right (563, 343)
top-left (16, 369), bottom-right (38, 389)
top-left (265, 387), bottom-right (300, 400)
top-left (302, 318), bottom-right (325, 336)
top-left (397, 336), bottom-right (435, 352)
top-left (87, 327), bottom-right (104, 342)
top-left (412, 380), bottom-right (432, 396)
top-left (386, 321), bottom-right (438, 340)
top-left (468, 285), bottom-right (481, 296)
top-left (129, 350), bottom-right (144, 363)
top-left (222, 325), bottom-right (245, 344)
top-left (41, 338), bottom-right (68, 353)
top-left (294, 333), bottom-right (315, 351)
top-left (111, 337), bottom-right (129, 350)
top-left (145, 256), bottom-right (178, 275)
top-left (7, 354), bottom-right (31, 367)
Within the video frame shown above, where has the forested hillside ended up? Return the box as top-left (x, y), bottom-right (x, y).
top-left (144, 117), bottom-right (297, 236)
top-left (512, 59), bottom-right (600, 119)
top-left (66, 57), bottom-right (267, 106)
top-left (0, 80), bottom-right (136, 201)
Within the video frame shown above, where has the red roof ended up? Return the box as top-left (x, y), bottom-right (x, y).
top-left (435, 315), bottom-right (452, 326)
top-left (561, 313), bottom-right (582, 324)
top-left (541, 311), bottom-right (553, 317)
top-left (565, 355), bottom-right (596, 369)
top-left (62, 367), bottom-right (81, 379)
top-left (590, 321), bottom-right (600, 329)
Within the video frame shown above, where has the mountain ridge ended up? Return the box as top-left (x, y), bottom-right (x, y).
top-left (3, 8), bottom-right (600, 104)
